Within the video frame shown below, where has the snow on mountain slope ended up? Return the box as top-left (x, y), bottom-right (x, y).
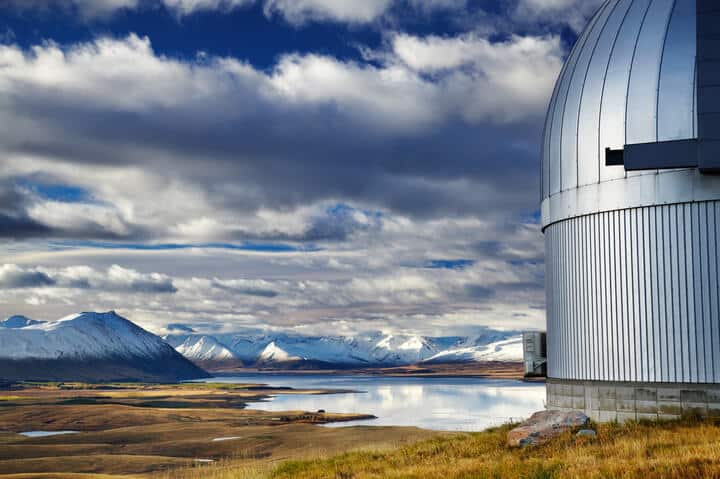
top-left (0, 311), bottom-right (180, 360)
top-left (372, 334), bottom-right (439, 364)
top-left (173, 335), bottom-right (238, 362)
top-left (218, 333), bottom-right (277, 363)
top-left (257, 341), bottom-right (303, 363)
top-left (0, 311), bottom-right (209, 381)
top-left (0, 315), bottom-right (44, 329)
top-left (166, 328), bottom-right (522, 367)
top-left (424, 336), bottom-right (523, 363)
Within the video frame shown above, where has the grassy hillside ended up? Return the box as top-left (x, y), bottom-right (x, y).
top-left (169, 419), bottom-right (720, 479)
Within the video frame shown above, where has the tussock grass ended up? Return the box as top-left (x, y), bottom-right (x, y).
top-left (174, 420), bottom-right (720, 479)
top-left (157, 458), bottom-right (270, 479)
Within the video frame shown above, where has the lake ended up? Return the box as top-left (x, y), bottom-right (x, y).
top-left (201, 374), bottom-right (546, 431)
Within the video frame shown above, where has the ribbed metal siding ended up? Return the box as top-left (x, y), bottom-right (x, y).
top-left (546, 200), bottom-right (720, 383)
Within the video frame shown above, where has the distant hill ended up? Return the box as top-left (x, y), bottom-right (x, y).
top-left (164, 328), bottom-right (523, 371)
top-left (0, 311), bottom-right (209, 382)
top-left (0, 315), bottom-right (45, 329)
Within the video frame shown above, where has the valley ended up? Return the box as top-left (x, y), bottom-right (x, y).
top-left (0, 381), bottom-right (436, 478)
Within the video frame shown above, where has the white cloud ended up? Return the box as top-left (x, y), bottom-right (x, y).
top-left (407, 0), bottom-right (466, 13)
top-left (263, 0), bottom-right (393, 24)
top-left (515, 0), bottom-right (604, 33)
top-left (268, 53), bottom-right (441, 129)
top-left (1, 0), bottom-right (255, 18)
top-left (26, 201), bottom-right (133, 238)
top-left (0, 15), bottom-right (559, 334)
top-left (0, 32), bottom-right (560, 126)
top-left (390, 33), bottom-right (563, 122)
top-left (0, 33), bottom-right (560, 241)
top-left (0, 0), bottom-right (599, 30)
top-left (161, 0), bottom-right (254, 15)
top-left (1, 0), bottom-right (467, 21)
top-left (1, 0), bottom-right (140, 18)
top-left (0, 264), bottom-right (176, 293)
top-left (0, 211), bottom-right (545, 335)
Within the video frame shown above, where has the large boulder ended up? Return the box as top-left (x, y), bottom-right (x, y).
top-left (507, 410), bottom-right (590, 447)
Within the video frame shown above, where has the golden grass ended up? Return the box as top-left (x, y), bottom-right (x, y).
top-left (167, 420), bottom-right (720, 479)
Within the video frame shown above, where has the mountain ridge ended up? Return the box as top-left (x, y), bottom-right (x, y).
top-left (0, 311), bottom-right (209, 382)
top-left (164, 328), bottom-right (524, 370)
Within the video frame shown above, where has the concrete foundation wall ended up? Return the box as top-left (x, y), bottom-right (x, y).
top-left (547, 378), bottom-right (720, 422)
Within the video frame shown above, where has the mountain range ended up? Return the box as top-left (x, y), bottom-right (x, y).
top-left (0, 312), bottom-right (523, 381)
top-left (0, 312), bottom-right (209, 382)
top-left (163, 328), bottom-right (523, 370)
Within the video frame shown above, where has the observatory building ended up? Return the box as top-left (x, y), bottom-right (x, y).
top-left (542, 0), bottom-right (720, 421)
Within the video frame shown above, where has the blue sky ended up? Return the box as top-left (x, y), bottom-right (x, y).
top-left (0, 0), bottom-right (601, 336)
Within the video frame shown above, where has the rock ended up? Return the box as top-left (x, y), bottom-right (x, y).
top-left (507, 410), bottom-right (590, 447)
top-left (576, 429), bottom-right (597, 438)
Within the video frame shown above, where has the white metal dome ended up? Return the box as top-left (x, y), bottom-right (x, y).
top-left (542, 0), bottom-right (720, 421)
top-left (541, 0), bottom-right (697, 203)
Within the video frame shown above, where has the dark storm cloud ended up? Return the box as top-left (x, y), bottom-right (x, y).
top-left (0, 182), bottom-right (51, 239)
top-left (0, 31), bottom-right (561, 244)
top-left (210, 280), bottom-right (279, 298)
top-left (463, 284), bottom-right (496, 301)
top-left (0, 179), bottom-right (149, 240)
top-left (166, 323), bottom-right (196, 332)
top-left (127, 278), bottom-right (177, 293)
top-left (0, 213), bottom-right (53, 239)
top-left (3, 88), bottom-right (542, 220)
top-left (0, 268), bottom-right (56, 288)
top-left (0, 264), bottom-right (177, 294)
top-left (303, 205), bottom-right (383, 242)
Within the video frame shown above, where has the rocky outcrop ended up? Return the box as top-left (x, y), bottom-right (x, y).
top-left (507, 410), bottom-right (590, 447)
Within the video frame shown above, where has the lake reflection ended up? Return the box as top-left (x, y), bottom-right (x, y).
top-left (203, 374), bottom-right (546, 431)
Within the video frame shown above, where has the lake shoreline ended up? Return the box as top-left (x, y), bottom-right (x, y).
top-left (201, 373), bottom-right (546, 431)
top-left (206, 361), bottom-right (534, 381)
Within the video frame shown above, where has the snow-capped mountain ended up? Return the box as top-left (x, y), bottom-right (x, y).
top-left (0, 312), bottom-right (209, 382)
top-left (169, 335), bottom-right (240, 364)
top-left (423, 336), bottom-right (524, 364)
top-left (0, 315), bottom-right (45, 329)
top-left (257, 341), bottom-right (302, 363)
top-left (164, 328), bottom-right (524, 370)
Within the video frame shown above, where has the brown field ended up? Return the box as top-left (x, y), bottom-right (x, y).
top-left (0, 382), bottom-right (436, 478)
top-left (208, 361), bottom-right (528, 380)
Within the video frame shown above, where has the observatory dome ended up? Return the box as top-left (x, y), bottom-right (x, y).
top-left (540, 0), bottom-right (703, 226)
top-left (542, 0), bottom-right (720, 421)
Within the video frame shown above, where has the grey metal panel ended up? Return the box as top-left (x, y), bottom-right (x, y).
top-left (698, 86), bottom-right (720, 113)
top-left (577, 0), bottom-right (633, 187)
top-left (626, 0), bottom-right (676, 145)
top-left (599, 0), bottom-right (653, 183)
top-left (543, 4), bottom-right (607, 196)
top-left (624, 139), bottom-right (698, 170)
top-left (543, 0), bottom-right (701, 203)
top-left (657, 0), bottom-right (697, 141)
top-left (542, 47), bottom-right (572, 201)
top-left (714, 203), bottom-right (720, 382)
top-left (545, 200), bottom-right (720, 383)
top-left (647, 207), bottom-right (660, 382)
top-left (541, 168), bottom-right (720, 229)
top-left (699, 202), bottom-right (712, 382)
top-left (561, 0), bottom-right (619, 193)
top-left (547, 2), bottom-right (611, 196)
top-left (699, 140), bottom-right (720, 172)
top-left (685, 3), bottom-right (718, 170)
